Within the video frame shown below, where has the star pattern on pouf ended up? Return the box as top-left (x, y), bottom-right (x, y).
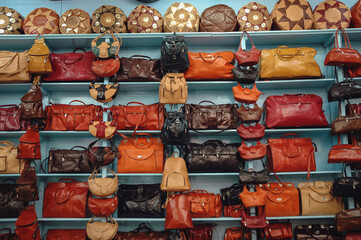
top-left (164, 3), bottom-right (199, 32)
top-left (314, 0), bottom-right (351, 29)
top-left (23, 8), bottom-right (59, 34)
top-left (274, 0), bottom-right (313, 30)
top-left (60, 9), bottom-right (91, 34)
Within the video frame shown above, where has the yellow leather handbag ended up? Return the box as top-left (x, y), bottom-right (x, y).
top-left (0, 141), bottom-right (25, 174)
top-left (88, 168), bottom-right (118, 197)
top-left (260, 46), bottom-right (322, 80)
top-left (27, 34), bottom-right (52, 74)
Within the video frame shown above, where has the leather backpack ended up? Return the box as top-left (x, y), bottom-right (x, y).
top-left (161, 110), bottom-right (189, 145)
top-left (19, 84), bottom-right (45, 120)
top-left (159, 73), bottom-right (188, 104)
top-left (27, 34), bottom-right (52, 75)
top-left (161, 153), bottom-right (190, 192)
top-left (160, 33), bottom-right (190, 72)
top-left (15, 205), bottom-right (41, 240)
top-left (17, 128), bottom-right (41, 160)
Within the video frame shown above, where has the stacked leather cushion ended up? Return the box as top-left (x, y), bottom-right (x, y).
top-left (92, 5), bottom-right (127, 33)
top-left (23, 7), bottom-right (60, 34)
top-left (59, 8), bottom-right (92, 34)
top-left (0, 7), bottom-right (24, 34)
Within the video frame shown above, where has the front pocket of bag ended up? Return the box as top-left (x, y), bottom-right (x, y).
top-left (123, 149), bottom-right (157, 173)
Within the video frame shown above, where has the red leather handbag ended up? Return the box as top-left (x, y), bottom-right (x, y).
top-left (110, 102), bottom-right (164, 131)
top-left (15, 205), bottom-right (40, 240)
top-left (235, 31), bottom-right (261, 66)
top-left (43, 50), bottom-right (97, 81)
top-left (46, 229), bottom-right (87, 240)
top-left (237, 123), bottom-right (265, 141)
top-left (88, 196), bottom-right (118, 217)
top-left (0, 105), bottom-right (28, 131)
top-left (188, 190), bottom-right (222, 218)
top-left (187, 224), bottom-right (215, 240)
top-left (43, 178), bottom-right (89, 218)
top-left (232, 83), bottom-right (263, 104)
top-left (264, 223), bottom-right (293, 240)
top-left (328, 137), bottom-right (361, 164)
top-left (164, 193), bottom-right (193, 230)
top-left (223, 204), bottom-right (242, 218)
top-left (17, 128), bottom-right (41, 160)
top-left (265, 94), bottom-right (328, 128)
top-left (239, 185), bottom-right (267, 208)
top-left (241, 206), bottom-right (268, 229)
top-left (238, 141), bottom-right (267, 160)
top-left (91, 57), bottom-right (120, 78)
top-left (224, 227), bottom-right (252, 240)
top-left (45, 100), bottom-right (102, 131)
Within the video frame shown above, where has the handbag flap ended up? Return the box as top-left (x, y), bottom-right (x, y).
top-left (0, 52), bottom-right (19, 73)
top-left (55, 188), bottom-right (75, 204)
top-left (128, 59), bottom-right (152, 78)
top-left (266, 192), bottom-right (292, 203)
top-left (164, 75), bottom-right (181, 92)
top-left (15, 206), bottom-right (37, 227)
top-left (28, 39), bottom-right (50, 56)
top-left (20, 85), bottom-right (42, 102)
top-left (19, 129), bottom-right (40, 143)
top-left (92, 177), bottom-right (117, 190)
top-left (124, 106), bottom-right (147, 126)
top-left (88, 222), bottom-right (117, 238)
top-left (309, 192), bottom-right (334, 203)
top-left (125, 148), bottom-right (155, 161)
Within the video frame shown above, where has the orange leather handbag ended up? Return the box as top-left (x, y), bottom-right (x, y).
top-left (188, 190), bottom-right (222, 218)
top-left (257, 183), bottom-right (300, 217)
top-left (91, 57), bottom-right (120, 78)
top-left (117, 133), bottom-right (164, 173)
top-left (232, 83), bottom-right (263, 104)
top-left (238, 141), bottom-right (267, 160)
top-left (238, 185), bottom-right (267, 208)
top-left (264, 223), bottom-right (293, 240)
top-left (184, 51), bottom-right (235, 80)
top-left (164, 193), bottom-right (193, 230)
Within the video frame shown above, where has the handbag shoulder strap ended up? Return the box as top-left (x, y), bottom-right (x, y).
top-left (335, 27), bottom-right (353, 49)
top-left (238, 31), bottom-right (256, 51)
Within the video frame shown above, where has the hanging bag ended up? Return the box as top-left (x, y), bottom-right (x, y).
top-left (15, 205), bottom-right (40, 240)
top-left (86, 139), bottom-right (118, 166)
top-left (0, 105), bottom-right (28, 131)
top-left (235, 31), bottom-right (261, 66)
top-left (161, 153), bottom-right (190, 192)
top-left (17, 128), bottom-right (41, 160)
top-left (236, 104), bottom-right (263, 123)
top-left (238, 141), bottom-right (267, 160)
top-left (160, 33), bottom-right (190, 72)
top-left (89, 109), bottom-right (117, 139)
top-left (88, 196), bottom-right (118, 217)
top-left (26, 34), bottom-right (52, 75)
top-left (237, 123), bottom-right (265, 141)
top-left (164, 193), bottom-right (193, 230)
top-left (332, 165), bottom-right (361, 198)
top-left (88, 168), bottom-right (118, 197)
top-left (86, 217), bottom-right (118, 240)
top-left (232, 65), bottom-right (258, 84)
top-left (232, 83), bottom-right (263, 104)
top-left (159, 73), bottom-right (188, 104)
top-left (161, 109), bottom-right (189, 145)
top-left (19, 84), bottom-right (45, 120)
top-left (239, 160), bottom-right (270, 184)
top-left (91, 31), bottom-right (121, 59)
top-left (328, 136), bottom-right (361, 164)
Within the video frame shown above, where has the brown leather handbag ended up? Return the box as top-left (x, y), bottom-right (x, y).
top-left (0, 141), bottom-right (25, 174)
top-left (86, 217), bottom-right (118, 240)
top-left (200, 4), bottom-right (237, 32)
top-left (15, 164), bottom-right (39, 201)
top-left (237, 123), bottom-right (265, 141)
top-left (235, 31), bottom-right (261, 66)
top-left (17, 128), bottom-right (41, 160)
top-left (187, 224), bottom-right (215, 240)
top-left (184, 51), bottom-right (235, 80)
top-left (46, 229), bottom-right (87, 240)
top-left (238, 141), bottom-right (267, 161)
top-left (91, 57), bottom-right (120, 78)
top-left (159, 73), bottom-right (188, 104)
top-left (332, 115), bottom-right (361, 135)
top-left (27, 34), bottom-right (52, 75)
top-left (295, 224), bottom-right (341, 240)
top-left (19, 84), bottom-right (45, 120)
top-left (164, 194), bottom-right (193, 230)
top-left (336, 207), bottom-right (361, 232)
top-left (236, 104), bottom-right (263, 123)
top-left (88, 196), bottom-right (118, 217)
top-left (232, 83), bottom-right (263, 104)
top-left (184, 101), bottom-right (238, 130)
top-left (0, 51), bottom-right (30, 83)
top-left (161, 153), bottom-right (190, 192)
top-left (328, 137), bottom-right (361, 164)
top-left (45, 100), bottom-right (102, 131)
top-left (264, 223), bottom-right (293, 240)
top-left (88, 168), bottom-right (118, 197)
top-left (86, 139), bottom-right (118, 166)
top-left (188, 190), bottom-right (222, 218)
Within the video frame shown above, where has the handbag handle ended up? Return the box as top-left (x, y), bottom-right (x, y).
top-left (335, 27), bottom-right (353, 49)
top-left (34, 33), bottom-right (45, 40)
top-left (0, 228), bottom-right (11, 236)
top-left (89, 167), bottom-right (117, 180)
top-left (0, 141), bottom-right (15, 150)
top-left (55, 189), bottom-right (76, 204)
top-left (199, 52), bottom-right (220, 63)
top-left (126, 101), bottom-right (146, 106)
top-left (282, 94), bottom-right (305, 97)
top-left (280, 133), bottom-right (299, 139)
top-left (203, 140), bottom-right (225, 146)
top-left (198, 100), bottom-right (216, 105)
top-left (238, 31), bottom-right (256, 51)
top-left (70, 146), bottom-right (87, 151)
top-left (68, 100), bottom-right (86, 105)
top-left (132, 223), bottom-right (153, 233)
top-left (73, 48), bottom-right (86, 53)
top-left (129, 55), bottom-right (153, 60)
top-left (92, 31), bottom-right (122, 55)
top-left (277, 46), bottom-right (301, 61)
top-left (58, 178), bottom-right (77, 183)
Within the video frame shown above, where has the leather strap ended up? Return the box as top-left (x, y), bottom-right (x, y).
top-left (238, 31), bottom-right (256, 51)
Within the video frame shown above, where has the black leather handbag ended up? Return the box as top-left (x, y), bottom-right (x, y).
top-left (332, 166), bottom-right (361, 198)
top-left (117, 184), bottom-right (163, 218)
top-left (232, 66), bottom-right (258, 84)
top-left (160, 33), bottom-right (189, 72)
top-left (220, 184), bottom-right (243, 206)
top-left (294, 225), bottom-right (341, 240)
top-left (161, 110), bottom-right (189, 145)
top-left (0, 179), bottom-right (26, 218)
top-left (184, 140), bottom-right (241, 173)
top-left (328, 78), bottom-right (361, 102)
top-left (239, 159), bottom-right (270, 184)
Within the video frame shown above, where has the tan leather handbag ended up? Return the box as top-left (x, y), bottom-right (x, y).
top-left (88, 168), bottom-right (118, 197)
top-left (161, 153), bottom-right (190, 192)
top-left (0, 51), bottom-right (30, 83)
top-left (27, 34), bottom-right (52, 74)
top-left (0, 141), bottom-right (25, 174)
top-left (86, 217), bottom-right (118, 240)
top-left (298, 181), bottom-right (343, 216)
top-left (159, 73), bottom-right (188, 104)
top-left (260, 46), bottom-right (322, 80)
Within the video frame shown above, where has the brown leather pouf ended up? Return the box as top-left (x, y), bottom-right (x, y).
top-left (200, 4), bottom-right (237, 32)
top-left (313, 0), bottom-right (351, 29)
top-left (237, 2), bottom-right (272, 31)
top-left (23, 7), bottom-right (60, 34)
top-left (60, 8), bottom-right (92, 34)
top-left (92, 5), bottom-right (127, 33)
top-left (127, 5), bottom-right (163, 33)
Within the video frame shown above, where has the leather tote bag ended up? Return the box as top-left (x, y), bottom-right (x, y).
top-left (17, 128), bottom-right (41, 160)
top-left (117, 223), bottom-right (170, 240)
top-left (232, 83), bottom-right (263, 104)
top-left (86, 217), bottom-right (118, 240)
top-left (164, 193), bottom-right (193, 230)
top-left (159, 73), bottom-right (188, 104)
top-left (184, 140), bottom-right (241, 173)
top-left (88, 196), bottom-right (118, 217)
top-left (188, 190), bottom-right (222, 218)
top-left (26, 34), bottom-right (52, 75)
top-left (238, 141), bottom-right (267, 161)
top-left (265, 94), bottom-right (328, 128)
top-left (295, 224), bottom-right (341, 240)
top-left (260, 46), bottom-right (322, 80)
top-left (220, 184), bottom-right (243, 218)
top-left (15, 205), bottom-right (40, 240)
top-left (0, 51), bottom-right (30, 83)
top-left (184, 101), bottom-right (238, 130)
top-left (46, 229), bottom-right (87, 240)
top-left (236, 104), bottom-right (263, 123)
top-left (264, 223), bottom-right (293, 240)
top-left (298, 181), bottom-right (343, 216)
top-left (0, 141), bottom-right (25, 174)
top-left (237, 123), bottom-right (265, 141)
top-left (86, 139), bottom-right (118, 167)
top-left (117, 183), bottom-right (163, 218)
top-left (0, 179), bottom-right (25, 218)
top-left (161, 110), bottom-right (189, 145)
top-left (336, 207), bottom-right (361, 232)
top-left (43, 178), bottom-right (89, 218)
top-left (232, 65), bottom-right (258, 84)
top-left (185, 51), bottom-right (235, 80)
top-left (88, 168), bottom-right (118, 197)
top-left (160, 33), bottom-right (189, 72)
top-left (235, 31), bottom-right (261, 66)
top-left (0, 105), bottom-right (28, 131)
top-left (161, 153), bottom-right (190, 192)
top-left (43, 50), bottom-right (97, 81)
top-left (117, 133), bottom-right (164, 173)
top-left (328, 137), bottom-right (361, 164)
top-left (19, 84), bottom-right (45, 120)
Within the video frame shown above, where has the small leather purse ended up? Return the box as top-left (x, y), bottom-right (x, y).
top-left (86, 217), bottom-right (118, 240)
top-left (161, 153), bottom-right (190, 192)
top-left (89, 109), bottom-right (117, 139)
top-left (332, 166), bottom-right (361, 198)
top-left (237, 123), bottom-right (265, 141)
top-left (236, 104), bottom-right (263, 123)
top-left (89, 79), bottom-right (119, 103)
top-left (235, 31), bottom-right (261, 66)
top-left (238, 141), bottom-right (267, 160)
top-left (232, 66), bottom-right (258, 84)
top-left (336, 207), bottom-right (361, 232)
top-left (88, 196), bottom-right (118, 217)
top-left (86, 139), bottom-right (118, 166)
top-left (239, 185), bottom-right (267, 208)
top-left (27, 34), bottom-right (52, 75)
top-left (232, 83), bottom-right (263, 104)
top-left (92, 57), bottom-right (120, 78)
top-left (159, 73), bottom-right (188, 104)
top-left (188, 190), bottom-right (222, 218)
top-left (225, 227), bottom-right (252, 240)
top-left (239, 159), bottom-right (269, 184)
top-left (88, 168), bottom-right (118, 197)
top-left (91, 31), bottom-right (121, 59)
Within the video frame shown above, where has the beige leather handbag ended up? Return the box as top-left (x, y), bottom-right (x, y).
top-left (159, 73), bottom-right (188, 104)
top-left (298, 181), bottom-right (343, 216)
top-left (161, 153), bottom-right (190, 192)
top-left (0, 51), bottom-right (30, 83)
top-left (88, 168), bottom-right (118, 197)
top-left (86, 217), bottom-right (118, 240)
top-left (0, 141), bottom-right (25, 174)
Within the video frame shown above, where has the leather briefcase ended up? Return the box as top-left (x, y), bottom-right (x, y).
top-left (0, 141), bottom-right (25, 174)
top-left (88, 196), bottom-right (118, 217)
top-left (200, 4), bottom-right (237, 32)
top-left (46, 229), bottom-right (87, 240)
top-left (0, 179), bottom-right (26, 218)
top-left (164, 193), bottom-right (193, 230)
top-left (161, 154), bottom-right (190, 192)
top-left (265, 94), bottom-right (328, 128)
top-left (336, 207), bottom-right (361, 232)
top-left (295, 224), bottom-right (341, 240)
top-left (17, 128), bottom-right (41, 160)
top-left (188, 190), bottom-right (222, 218)
top-left (264, 223), bottom-right (293, 240)
top-left (0, 105), bottom-right (28, 131)
top-left (117, 133), bottom-right (164, 173)
top-left (0, 51), bottom-right (30, 83)
top-left (117, 223), bottom-right (170, 240)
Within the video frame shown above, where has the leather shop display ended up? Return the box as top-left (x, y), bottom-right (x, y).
top-left (237, 2), bottom-right (272, 31)
top-left (161, 110), bottom-right (189, 144)
top-left (294, 224), bottom-right (341, 240)
top-left (0, 51), bottom-right (30, 83)
top-left (59, 9), bottom-right (92, 34)
top-left (159, 73), bottom-right (188, 104)
top-left (0, 141), bottom-right (25, 174)
top-left (188, 190), bottom-right (222, 218)
top-left (89, 79), bottom-right (119, 103)
top-left (160, 33), bottom-right (190, 72)
top-left (0, 7), bottom-right (23, 34)
top-left (313, 0), bottom-right (351, 29)
top-left (200, 4), bottom-right (237, 32)
top-left (127, 5), bottom-right (163, 33)
top-left (86, 217), bottom-right (118, 240)
top-left (86, 139), bottom-right (118, 166)
top-left (88, 168), bottom-right (118, 197)
top-left (164, 3), bottom-right (199, 32)
top-left (23, 7), bottom-right (60, 34)
top-left (26, 34), bottom-right (52, 75)
top-left (164, 193), bottom-right (193, 230)
top-left (161, 153), bottom-right (190, 192)
top-left (91, 5), bottom-right (127, 33)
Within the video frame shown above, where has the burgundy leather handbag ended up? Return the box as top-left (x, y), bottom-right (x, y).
top-left (238, 141), bottom-right (267, 160)
top-left (0, 105), bottom-right (28, 131)
top-left (88, 196), bottom-right (118, 217)
top-left (46, 229), bottom-right (87, 240)
top-left (265, 94), bottom-right (328, 128)
top-left (235, 31), bottom-right (261, 66)
top-left (237, 123), bottom-right (265, 141)
top-left (187, 224), bottom-right (215, 240)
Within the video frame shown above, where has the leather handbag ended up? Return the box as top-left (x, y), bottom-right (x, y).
top-left (220, 184), bottom-right (243, 218)
top-left (239, 185), bottom-right (267, 208)
top-left (187, 224), bottom-right (215, 240)
top-left (0, 105), bottom-right (28, 131)
top-left (91, 31), bottom-right (121, 59)
top-left (352, 1), bottom-right (361, 28)
top-left (0, 7), bottom-right (23, 34)
top-left (224, 227), bottom-right (251, 240)
top-left (43, 178), bottom-right (89, 218)
top-left (23, 7), bottom-right (59, 34)
top-left (238, 2), bottom-right (272, 31)
top-left (239, 160), bottom-right (270, 184)
top-left (0, 141), bottom-right (25, 174)
top-left (265, 94), bottom-right (328, 128)
top-left (117, 133), bottom-right (164, 173)
top-left (313, 1), bottom-right (351, 29)
top-left (161, 153), bottom-right (190, 192)
top-left (116, 55), bottom-right (162, 82)
top-left (200, 4), bottom-right (237, 32)
top-left (235, 31), bottom-right (261, 66)
top-left (91, 5), bottom-right (127, 34)
top-left (165, 193), bottom-right (193, 230)
top-left (232, 66), bottom-right (258, 84)
top-left (264, 223), bottom-right (292, 240)
top-left (325, 27), bottom-right (361, 67)
top-left (332, 103), bottom-right (361, 134)
top-left (160, 33), bottom-right (190, 72)
top-left (86, 217), bottom-right (118, 240)
top-left (91, 57), bottom-right (120, 78)
top-left (188, 190), bottom-right (222, 218)
top-left (46, 229), bottom-right (87, 240)
top-left (238, 141), bottom-right (267, 160)
top-left (328, 78), bottom-right (361, 102)
top-left (236, 104), bottom-right (263, 123)
top-left (86, 139), bottom-right (118, 166)
top-left (161, 110), bottom-right (189, 145)
top-left (298, 181), bottom-right (343, 216)
top-left (0, 179), bottom-right (25, 218)
top-left (257, 182), bottom-right (300, 217)
top-left (89, 110), bottom-right (117, 139)
top-left (164, 3), bottom-right (199, 32)
top-left (237, 123), bottom-right (265, 141)
top-left (59, 8), bottom-right (91, 34)
top-left (184, 101), bottom-right (238, 130)
top-left (19, 84), bottom-right (45, 120)
top-left (267, 133), bottom-right (316, 173)
top-left (127, 5), bottom-right (163, 33)
top-left (184, 140), bottom-right (241, 173)
top-left (232, 83), bottom-right (263, 104)
top-left (117, 183), bottom-right (163, 218)
top-left (346, 233), bottom-right (361, 240)
top-left (159, 73), bottom-right (188, 104)
top-left (332, 166), bottom-right (361, 198)
top-left (0, 51), bottom-right (30, 83)
top-left (295, 224), bottom-right (341, 240)
top-left (88, 168), bottom-right (118, 197)
top-left (328, 137), bottom-right (361, 164)
top-left (184, 51), bottom-right (235, 80)
top-left (110, 102), bottom-right (164, 131)
top-left (88, 196), bottom-right (118, 217)
top-left (15, 164), bottom-right (39, 202)
top-left (17, 128), bottom-right (41, 160)
top-left (27, 34), bottom-right (52, 75)
top-left (336, 207), bottom-right (361, 232)
top-left (43, 50), bottom-right (97, 81)
top-left (15, 205), bottom-right (40, 240)
top-left (260, 46), bottom-right (322, 80)
top-left (117, 223), bottom-right (170, 240)
top-left (44, 100), bottom-right (102, 131)
top-left (0, 228), bottom-right (15, 240)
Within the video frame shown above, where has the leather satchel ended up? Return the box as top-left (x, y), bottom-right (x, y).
top-left (88, 196), bottom-right (118, 217)
top-left (0, 105), bottom-right (28, 131)
top-left (260, 46), bottom-right (322, 80)
top-left (27, 34), bottom-right (52, 75)
top-left (89, 110), bottom-right (117, 139)
top-left (188, 190), bottom-right (222, 218)
top-left (237, 123), bottom-right (265, 141)
top-left (332, 115), bottom-right (361, 135)
top-left (46, 229), bottom-right (87, 240)
top-left (184, 140), bottom-right (241, 173)
top-left (328, 73), bottom-right (361, 102)
top-left (0, 141), bottom-right (25, 174)
top-left (117, 184), bottom-right (163, 218)
top-left (184, 101), bottom-right (238, 130)
top-left (0, 179), bottom-right (25, 218)
top-left (160, 33), bottom-right (189, 72)
top-left (185, 51), bottom-right (235, 80)
top-left (91, 31), bottom-right (121, 59)
top-left (164, 193), bottom-right (193, 230)
top-left (45, 100), bottom-right (102, 131)
top-left (15, 205), bottom-right (40, 240)
top-left (161, 110), bottom-right (189, 144)
top-left (328, 137), bottom-right (361, 164)
top-left (232, 66), bottom-right (258, 84)
top-left (200, 4), bottom-right (237, 32)
top-left (238, 141), bottom-right (267, 160)
top-left (265, 94), bottom-right (328, 128)
top-left (232, 83), bottom-right (263, 104)
top-left (295, 224), bottom-right (341, 240)
top-left (43, 178), bottom-right (89, 218)
top-left (161, 153), bottom-right (190, 192)
top-left (187, 224), bottom-right (215, 240)
top-left (239, 159), bottom-right (269, 184)
top-left (0, 228), bottom-right (15, 240)
top-left (88, 168), bottom-right (118, 197)
top-left (332, 166), bottom-right (361, 198)
top-left (235, 31), bottom-right (261, 66)
top-left (19, 84), bottom-right (45, 120)
top-left (87, 139), bottom-right (118, 166)
top-left (17, 128), bottom-right (41, 160)
top-left (236, 104), bottom-right (263, 123)
top-left (0, 51), bottom-right (31, 83)
top-left (117, 133), bottom-right (164, 173)
top-left (264, 223), bottom-right (292, 240)
top-left (91, 57), bottom-right (120, 78)
top-left (159, 73), bottom-right (188, 104)
top-left (117, 223), bottom-right (170, 240)
top-left (86, 217), bottom-right (118, 240)
top-left (336, 207), bottom-right (361, 232)
top-left (224, 227), bottom-right (251, 240)
top-left (116, 55), bottom-right (162, 82)
top-left (89, 79), bottom-right (119, 103)
top-left (220, 184), bottom-right (243, 218)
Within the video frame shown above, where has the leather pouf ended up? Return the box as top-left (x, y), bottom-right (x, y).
top-left (0, 7), bottom-right (24, 34)
top-left (164, 3), bottom-right (200, 32)
top-left (92, 5), bottom-right (127, 33)
top-left (127, 5), bottom-right (163, 33)
top-left (23, 7), bottom-right (60, 34)
top-left (237, 2), bottom-right (272, 31)
top-left (271, 0), bottom-right (314, 30)
top-left (313, 0), bottom-right (351, 29)
top-left (351, 0), bottom-right (361, 28)
top-left (200, 4), bottom-right (237, 32)
top-left (59, 8), bottom-right (92, 34)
